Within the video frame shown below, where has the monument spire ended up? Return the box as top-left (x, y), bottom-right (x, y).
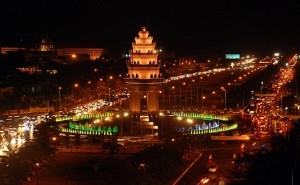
top-left (125, 27), bottom-right (163, 112)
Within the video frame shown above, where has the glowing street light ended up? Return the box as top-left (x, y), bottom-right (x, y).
top-left (130, 114), bottom-right (134, 137)
top-left (72, 83), bottom-right (79, 104)
top-left (172, 86), bottom-right (175, 105)
top-left (221, 87), bottom-right (227, 110)
top-left (116, 112), bottom-right (128, 136)
top-left (116, 114), bottom-right (120, 129)
top-left (159, 112), bottom-right (164, 137)
top-left (108, 76), bottom-right (113, 105)
top-left (35, 162), bottom-right (40, 185)
top-left (109, 87), bottom-right (111, 104)
top-left (202, 96), bottom-right (206, 111)
top-left (58, 86), bottom-right (62, 110)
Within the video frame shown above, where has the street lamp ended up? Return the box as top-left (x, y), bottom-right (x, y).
top-left (117, 112), bottom-right (128, 137)
top-left (190, 86), bottom-right (193, 107)
top-left (108, 76), bottom-right (113, 106)
top-left (202, 96), bottom-right (206, 111)
top-left (116, 114), bottom-right (120, 135)
top-left (72, 83), bottom-right (79, 104)
top-left (221, 87), bottom-right (227, 110)
top-left (181, 82), bottom-right (186, 107)
top-left (168, 86), bottom-right (171, 106)
top-left (58, 86), bottom-right (61, 110)
top-left (123, 112), bottom-right (128, 136)
top-left (85, 81), bottom-right (92, 102)
top-left (159, 112), bottom-right (164, 137)
top-left (35, 162), bottom-right (40, 185)
top-left (109, 87), bottom-right (111, 104)
top-left (130, 115), bottom-right (133, 137)
top-left (185, 83), bottom-right (188, 107)
top-left (172, 86), bottom-right (175, 105)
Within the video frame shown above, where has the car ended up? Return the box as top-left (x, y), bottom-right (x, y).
top-left (198, 177), bottom-right (210, 184)
top-left (208, 165), bottom-right (217, 173)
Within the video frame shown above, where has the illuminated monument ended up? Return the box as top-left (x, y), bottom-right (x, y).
top-left (125, 27), bottom-right (163, 112)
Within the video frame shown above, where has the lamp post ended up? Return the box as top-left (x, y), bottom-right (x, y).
top-left (97, 78), bottom-right (103, 99)
top-left (72, 83), bottom-right (78, 104)
top-left (86, 81), bottom-right (91, 102)
top-left (35, 162), bottom-right (40, 185)
top-left (172, 86), bottom-right (175, 105)
top-left (159, 112), bottom-right (164, 137)
top-left (225, 90), bottom-right (227, 110)
top-left (169, 86), bottom-right (171, 106)
top-left (176, 116), bottom-right (183, 132)
top-left (185, 84), bottom-right (188, 107)
top-left (108, 76), bottom-right (113, 106)
top-left (182, 82), bottom-right (186, 107)
top-left (116, 114), bottom-right (121, 136)
top-left (116, 113), bottom-right (127, 137)
top-left (58, 86), bottom-right (61, 110)
top-left (108, 87), bottom-right (111, 104)
top-left (201, 87), bottom-right (204, 112)
top-left (122, 112), bottom-right (128, 136)
top-left (281, 92), bottom-right (283, 115)
top-left (191, 79), bottom-right (195, 107)
top-left (140, 120), bottom-right (143, 136)
top-left (130, 115), bottom-right (133, 137)
top-left (190, 86), bottom-right (193, 107)
top-left (51, 136), bottom-right (58, 156)
top-left (221, 87), bottom-right (227, 110)
top-left (202, 96), bottom-right (206, 111)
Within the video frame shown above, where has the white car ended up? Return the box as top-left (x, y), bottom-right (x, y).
top-left (208, 165), bottom-right (217, 173)
top-left (198, 177), bottom-right (210, 184)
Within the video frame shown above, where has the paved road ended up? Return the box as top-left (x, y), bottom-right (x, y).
top-left (25, 141), bottom-right (160, 185)
top-left (176, 140), bottom-right (248, 185)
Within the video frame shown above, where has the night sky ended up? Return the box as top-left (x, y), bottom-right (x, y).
top-left (1, 0), bottom-right (299, 56)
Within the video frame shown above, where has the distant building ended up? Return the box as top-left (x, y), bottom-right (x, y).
top-left (57, 48), bottom-right (104, 60)
top-left (1, 34), bottom-right (105, 62)
top-left (0, 47), bottom-right (26, 55)
top-left (40, 34), bottom-right (55, 52)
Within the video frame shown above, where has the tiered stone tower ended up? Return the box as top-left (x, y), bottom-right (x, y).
top-left (125, 27), bottom-right (163, 113)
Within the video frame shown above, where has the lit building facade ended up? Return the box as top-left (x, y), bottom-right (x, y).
top-left (40, 34), bottom-right (55, 51)
top-left (125, 27), bottom-right (163, 112)
top-left (0, 47), bottom-right (26, 55)
top-left (1, 34), bottom-right (105, 61)
top-left (57, 48), bottom-right (104, 60)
